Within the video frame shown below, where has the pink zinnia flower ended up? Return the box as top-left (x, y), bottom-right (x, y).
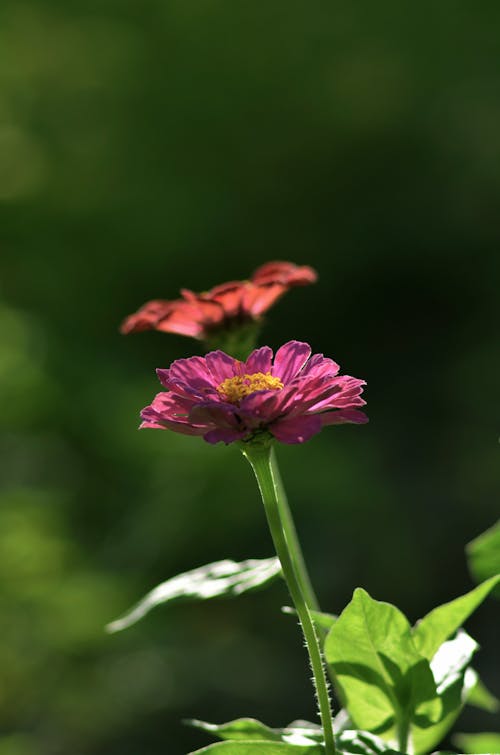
top-left (140, 341), bottom-right (367, 445)
top-left (120, 261), bottom-right (317, 340)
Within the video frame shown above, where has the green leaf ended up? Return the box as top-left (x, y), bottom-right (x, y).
top-left (189, 717), bottom-right (325, 746)
top-left (466, 520), bottom-right (500, 593)
top-left (188, 719), bottom-right (282, 743)
top-left (188, 718), bottom-right (405, 754)
top-left (337, 730), bottom-right (404, 754)
top-left (410, 630), bottom-right (478, 755)
top-left (412, 575), bottom-right (500, 660)
top-left (453, 731), bottom-right (500, 754)
top-left (106, 557), bottom-right (281, 632)
top-left (465, 672), bottom-right (500, 713)
top-left (430, 630), bottom-right (478, 695)
top-left (188, 742), bottom-right (323, 754)
top-left (324, 588), bottom-right (441, 748)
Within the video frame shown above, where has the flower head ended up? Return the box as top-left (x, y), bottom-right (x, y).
top-left (141, 341), bottom-right (367, 445)
top-left (120, 261), bottom-right (317, 342)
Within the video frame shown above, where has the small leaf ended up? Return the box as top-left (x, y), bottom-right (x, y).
top-left (412, 575), bottom-right (500, 660)
top-left (188, 742), bottom-right (323, 754)
top-left (188, 719), bottom-right (282, 743)
top-left (430, 630), bottom-right (478, 695)
top-left (188, 718), bottom-right (323, 746)
top-left (466, 520), bottom-right (500, 593)
top-left (411, 631), bottom-right (479, 755)
top-left (465, 671), bottom-right (500, 713)
top-left (338, 729), bottom-right (403, 754)
top-left (106, 557), bottom-right (281, 632)
top-left (453, 731), bottom-right (500, 754)
top-left (324, 588), bottom-right (440, 746)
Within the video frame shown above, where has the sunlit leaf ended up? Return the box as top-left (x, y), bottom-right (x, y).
top-left (430, 630), bottom-right (478, 695)
top-left (188, 717), bottom-right (405, 753)
top-left (324, 588), bottom-right (440, 748)
top-left (412, 575), bottom-right (500, 660)
top-left (411, 630), bottom-right (478, 755)
top-left (453, 731), bottom-right (500, 754)
top-left (466, 521), bottom-right (500, 594)
top-left (188, 717), bottom-right (323, 746)
top-left (106, 557), bottom-right (281, 632)
top-left (337, 729), bottom-right (403, 754)
top-left (188, 742), bottom-right (323, 754)
top-left (188, 718), bottom-right (282, 743)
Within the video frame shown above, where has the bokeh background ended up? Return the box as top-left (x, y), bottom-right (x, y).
top-left (1, 2), bottom-right (499, 753)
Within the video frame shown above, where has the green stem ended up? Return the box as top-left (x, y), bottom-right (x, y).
top-left (397, 716), bottom-right (409, 754)
top-left (270, 447), bottom-right (320, 612)
top-left (241, 442), bottom-right (337, 755)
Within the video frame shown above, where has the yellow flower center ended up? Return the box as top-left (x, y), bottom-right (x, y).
top-left (217, 372), bottom-right (284, 404)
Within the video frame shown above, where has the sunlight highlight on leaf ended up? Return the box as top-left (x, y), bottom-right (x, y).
top-left (106, 557), bottom-right (281, 633)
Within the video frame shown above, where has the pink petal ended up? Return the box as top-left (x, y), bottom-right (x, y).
top-left (139, 419), bottom-right (166, 429)
top-left (300, 353), bottom-right (340, 379)
top-left (203, 428), bottom-right (248, 444)
top-left (311, 377), bottom-right (366, 411)
top-left (140, 396), bottom-right (207, 435)
top-left (189, 401), bottom-right (240, 429)
top-left (239, 384), bottom-right (296, 423)
top-left (321, 409), bottom-right (369, 425)
top-left (272, 341), bottom-right (311, 382)
top-left (156, 368), bottom-right (172, 389)
top-left (270, 414), bottom-right (322, 444)
top-left (288, 379), bottom-right (344, 414)
top-left (205, 350), bottom-right (239, 384)
top-left (244, 346), bottom-right (273, 374)
top-left (168, 356), bottom-right (211, 385)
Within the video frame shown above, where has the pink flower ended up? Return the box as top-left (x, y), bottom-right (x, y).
top-left (140, 341), bottom-right (367, 445)
top-left (120, 261), bottom-right (317, 340)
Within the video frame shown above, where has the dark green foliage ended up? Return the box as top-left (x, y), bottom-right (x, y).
top-left (1, 1), bottom-right (499, 753)
top-left (466, 522), bottom-right (500, 594)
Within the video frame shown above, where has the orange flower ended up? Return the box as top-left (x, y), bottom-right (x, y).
top-left (121, 261), bottom-right (317, 342)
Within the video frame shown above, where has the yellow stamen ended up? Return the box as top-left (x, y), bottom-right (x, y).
top-left (217, 371), bottom-right (284, 404)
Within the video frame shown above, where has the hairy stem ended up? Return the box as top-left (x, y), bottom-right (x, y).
top-left (242, 442), bottom-right (336, 755)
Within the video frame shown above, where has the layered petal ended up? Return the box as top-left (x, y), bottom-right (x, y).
top-left (206, 281), bottom-right (246, 318)
top-left (241, 282), bottom-right (286, 317)
top-left (120, 300), bottom-right (174, 334)
top-left (203, 427), bottom-right (248, 444)
top-left (121, 261), bottom-right (317, 341)
top-left (244, 346), bottom-right (273, 375)
top-left (140, 341), bottom-right (367, 445)
top-left (273, 341), bottom-right (311, 382)
top-left (270, 414), bottom-right (322, 444)
top-left (189, 401), bottom-right (240, 430)
top-left (205, 350), bottom-right (240, 384)
top-left (252, 261), bottom-right (318, 286)
top-left (320, 408), bottom-right (369, 425)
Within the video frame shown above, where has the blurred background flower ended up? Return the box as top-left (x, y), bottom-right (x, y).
top-left (0, 2), bottom-right (499, 753)
top-left (121, 261), bottom-right (317, 358)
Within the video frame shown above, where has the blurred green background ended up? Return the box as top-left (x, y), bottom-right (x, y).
top-left (0, 2), bottom-right (499, 753)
